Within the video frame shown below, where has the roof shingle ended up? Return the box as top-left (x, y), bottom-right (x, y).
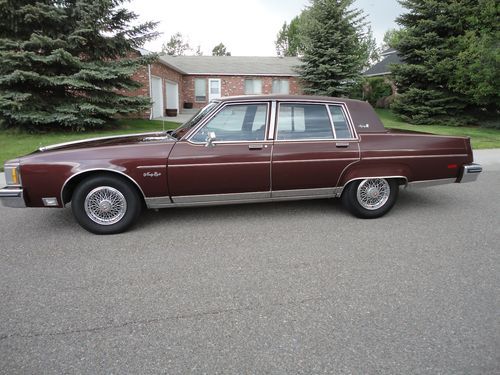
top-left (159, 55), bottom-right (301, 76)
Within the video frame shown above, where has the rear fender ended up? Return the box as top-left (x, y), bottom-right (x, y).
top-left (338, 162), bottom-right (411, 190)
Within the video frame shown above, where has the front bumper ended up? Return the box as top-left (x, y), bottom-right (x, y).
top-left (457, 163), bottom-right (482, 183)
top-left (0, 187), bottom-right (26, 208)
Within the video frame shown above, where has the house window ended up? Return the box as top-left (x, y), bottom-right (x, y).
top-left (272, 79), bottom-right (290, 94)
top-left (244, 79), bottom-right (262, 95)
top-left (194, 79), bottom-right (207, 102)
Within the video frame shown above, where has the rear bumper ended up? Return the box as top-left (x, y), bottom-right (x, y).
top-left (0, 187), bottom-right (26, 208)
top-left (457, 163), bottom-right (482, 183)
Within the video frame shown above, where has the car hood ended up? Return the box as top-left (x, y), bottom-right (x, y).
top-left (37, 132), bottom-right (176, 153)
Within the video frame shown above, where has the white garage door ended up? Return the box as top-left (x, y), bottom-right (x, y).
top-left (151, 76), bottom-right (163, 118)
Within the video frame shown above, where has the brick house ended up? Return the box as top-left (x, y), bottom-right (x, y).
top-left (130, 49), bottom-right (302, 119)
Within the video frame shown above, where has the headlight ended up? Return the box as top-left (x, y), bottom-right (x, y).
top-left (4, 164), bottom-right (21, 186)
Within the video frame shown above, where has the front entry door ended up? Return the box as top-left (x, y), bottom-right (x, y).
top-left (166, 81), bottom-right (179, 110)
top-left (168, 102), bottom-right (272, 203)
top-left (208, 78), bottom-right (222, 101)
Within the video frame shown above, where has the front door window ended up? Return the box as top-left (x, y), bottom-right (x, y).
top-left (191, 103), bottom-right (268, 142)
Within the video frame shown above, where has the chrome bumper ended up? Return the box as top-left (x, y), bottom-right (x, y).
top-left (0, 187), bottom-right (26, 208)
top-left (457, 163), bottom-right (482, 183)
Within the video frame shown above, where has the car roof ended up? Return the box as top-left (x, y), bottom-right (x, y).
top-left (218, 94), bottom-right (364, 105)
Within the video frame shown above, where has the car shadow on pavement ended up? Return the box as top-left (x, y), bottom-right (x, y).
top-left (136, 198), bottom-right (348, 229)
top-left (30, 188), bottom-right (452, 234)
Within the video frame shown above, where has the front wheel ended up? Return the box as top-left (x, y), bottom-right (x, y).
top-left (71, 175), bottom-right (142, 234)
top-left (341, 178), bottom-right (399, 219)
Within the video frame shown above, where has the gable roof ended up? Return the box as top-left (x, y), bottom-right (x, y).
top-left (363, 49), bottom-right (402, 77)
top-left (158, 55), bottom-right (301, 76)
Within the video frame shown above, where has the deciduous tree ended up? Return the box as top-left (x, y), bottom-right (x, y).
top-left (162, 32), bottom-right (190, 56)
top-left (212, 43), bottom-right (231, 56)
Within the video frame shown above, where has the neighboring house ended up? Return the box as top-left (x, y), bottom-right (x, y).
top-left (363, 48), bottom-right (402, 78)
top-left (130, 49), bottom-right (302, 119)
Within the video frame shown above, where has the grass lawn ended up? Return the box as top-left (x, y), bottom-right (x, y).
top-left (376, 109), bottom-right (500, 149)
top-left (0, 119), bottom-right (180, 171)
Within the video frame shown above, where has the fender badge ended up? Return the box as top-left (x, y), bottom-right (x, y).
top-left (358, 124), bottom-right (370, 128)
top-left (143, 172), bottom-right (162, 177)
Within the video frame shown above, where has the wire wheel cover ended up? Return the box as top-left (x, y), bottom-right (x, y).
top-left (356, 179), bottom-right (390, 210)
top-left (84, 186), bottom-right (127, 225)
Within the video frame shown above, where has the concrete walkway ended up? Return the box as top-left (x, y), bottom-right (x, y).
top-left (156, 110), bottom-right (197, 124)
top-left (1, 149), bottom-right (498, 186)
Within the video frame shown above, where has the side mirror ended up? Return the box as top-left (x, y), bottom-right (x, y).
top-left (205, 131), bottom-right (217, 147)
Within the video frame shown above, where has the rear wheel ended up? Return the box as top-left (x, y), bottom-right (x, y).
top-left (341, 178), bottom-right (399, 219)
top-left (71, 175), bottom-right (142, 234)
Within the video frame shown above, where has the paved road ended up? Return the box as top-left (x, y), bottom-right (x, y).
top-left (1, 172), bottom-right (499, 374)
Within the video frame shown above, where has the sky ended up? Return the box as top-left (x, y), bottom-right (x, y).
top-left (127, 0), bottom-right (405, 56)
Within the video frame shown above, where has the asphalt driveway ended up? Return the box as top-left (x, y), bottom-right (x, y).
top-left (0, 171), bottom-right (499, 374)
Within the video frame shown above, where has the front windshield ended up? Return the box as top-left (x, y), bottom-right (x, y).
top-left (171, 102), bottom-right (219, 140)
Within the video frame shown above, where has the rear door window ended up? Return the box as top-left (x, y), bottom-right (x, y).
top-left (276, 104), bottom-right (334, 140)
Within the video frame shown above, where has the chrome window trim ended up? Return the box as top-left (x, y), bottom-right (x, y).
top-left (180, 101), bottom-right (224, 141)
top-left (180, 140), bottom-right (274, 146)
top-left (186, 101), bottom-right (271, 145)
top-left (274, 101), bottom-right (359, 142)
top-left (325, 103), bottom-right (338, 139)
top-left (327, 104), bottom-right (356, 140)
top-left (273, 139), bottom-right (359, 144)
top-left (60, 168), bottom-right (147, 206)
top-left (268, 101), bottom-right (277, 140)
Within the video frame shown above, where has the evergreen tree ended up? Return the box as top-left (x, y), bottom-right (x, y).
top-left (0, 0), bottom-right (159, 131)
top-left (298, 0), bottom-right (373, 97)
top-left (212, 43), bottom-right (231, 56)
top-left (391, 0), bottom-right (499, 126)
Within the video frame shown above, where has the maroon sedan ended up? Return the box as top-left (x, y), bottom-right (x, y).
top-left (0, 95), bottom-right (482, 234)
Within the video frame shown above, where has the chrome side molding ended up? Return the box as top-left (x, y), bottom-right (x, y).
top-left (407, 178), bottom-right (456, 188)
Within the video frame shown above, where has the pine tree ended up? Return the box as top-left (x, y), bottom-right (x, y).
top-left (298, 0), bottom-right (372, 97)
top-left (0, 0), bottom-right (158, 131)
top-left (391, 0), bottom-right (499, 126)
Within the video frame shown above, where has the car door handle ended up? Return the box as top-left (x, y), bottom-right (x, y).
top-left (336, 142), bottom-right (349, 148)
top-left (248, 144), bottom-right (264, 150)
